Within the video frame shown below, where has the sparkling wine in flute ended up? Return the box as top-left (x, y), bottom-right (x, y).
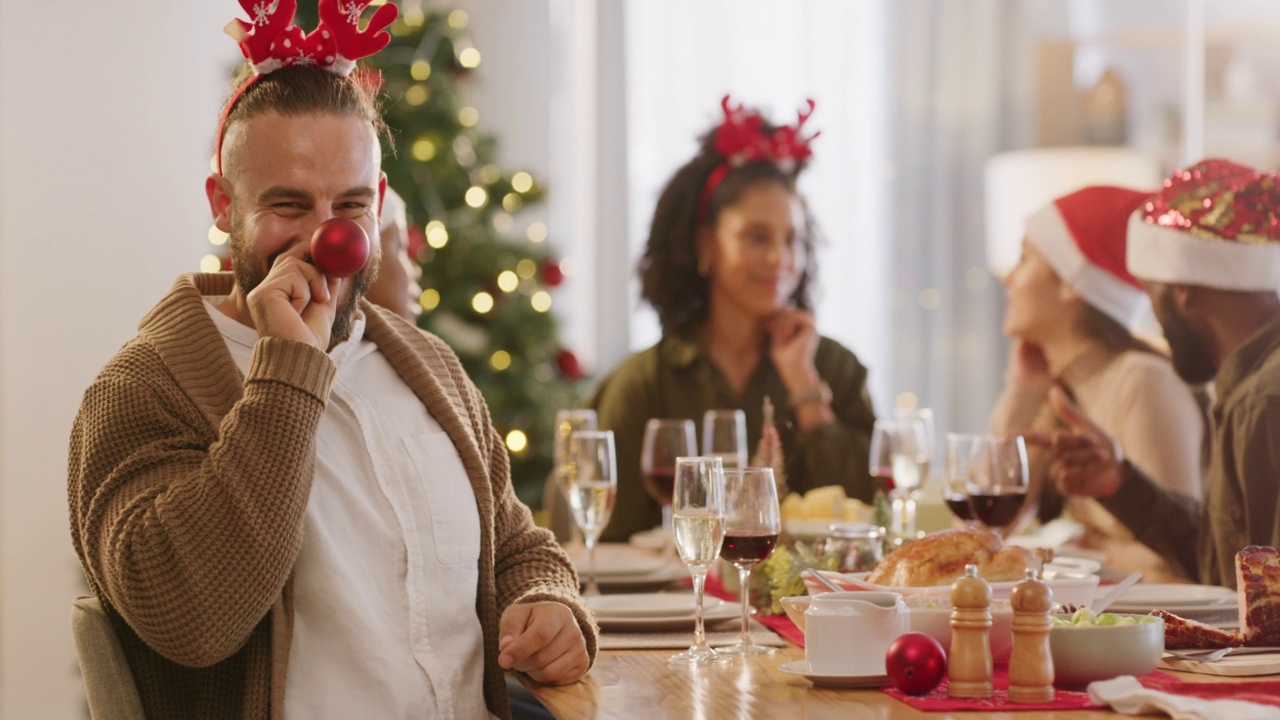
top-left (673, 510), bottom-right (725, 572)
top-left (567, 481), bottom-right (615, 534)
top-left (720, 531), bottom-right (778, 568)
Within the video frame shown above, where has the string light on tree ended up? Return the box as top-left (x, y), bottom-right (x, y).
top-left (208, 226), bottom-right (229, 246)
top-left (200, 255), bottom-right (223, 273)
top-left (281, 2), bottom-right (589, 507)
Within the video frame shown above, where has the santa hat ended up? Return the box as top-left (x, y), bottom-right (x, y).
top-left (1024, 185), bottom-right (1151, 328)
top-left (1127, 159), bottom-right (1280, 291)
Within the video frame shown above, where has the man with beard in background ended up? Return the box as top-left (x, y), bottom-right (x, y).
top-left (1031, 158), bottom-right (1280, 589)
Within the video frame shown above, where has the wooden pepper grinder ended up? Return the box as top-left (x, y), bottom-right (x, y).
top-left (948, 563), bottom-right (994, 699)
top-left (1008, 567), bottom-right (1055, 703)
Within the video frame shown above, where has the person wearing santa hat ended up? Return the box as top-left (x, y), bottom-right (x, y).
top-left (1035, 159), bottom-right (1280, 589)
top-left (990, 185), bottom-right (1208, 583)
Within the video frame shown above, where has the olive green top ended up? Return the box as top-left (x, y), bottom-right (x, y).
top-left (1101, 312), bottom-right (1280, 588)
top-left (588, 332), bottom-right (876, 542)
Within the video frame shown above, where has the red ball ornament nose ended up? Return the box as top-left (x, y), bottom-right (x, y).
top-left (310, 218), bottom-right (370, 278)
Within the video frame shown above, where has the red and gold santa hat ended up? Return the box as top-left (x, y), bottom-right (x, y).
top-left (1127, 159), bottom-right (1280, 291)
top-left (1024, 185), bottom-right (1151, 328)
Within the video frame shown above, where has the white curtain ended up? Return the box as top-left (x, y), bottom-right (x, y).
top-left (623, 0), bottom-right (895, 412)
top-left (622, 0), bottom-right (1038, 440)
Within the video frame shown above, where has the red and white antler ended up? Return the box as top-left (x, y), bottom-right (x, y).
top-left (317, 0), bottom-right (399, 76)
top-left (226, 0), bottom-right (299, 74)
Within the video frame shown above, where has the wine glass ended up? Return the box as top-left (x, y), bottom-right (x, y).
top-left (869, 418), bottom-right (928, 538)
top-left (641, 419), bottom-right (697, 548)
top-left (716, 467), bottom-right (780, 656)
top-left (669, 456), bottom-right (728, 666)
top-left (561, 430), bottom-right (617, 595)
top-left (943, 432), bottom-right (987, 525)
top-left (967, 435), bottom-right (1029, 536)
top-left (702, 409), bottom-right (747, 470)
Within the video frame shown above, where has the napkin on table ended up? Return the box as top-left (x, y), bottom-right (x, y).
top-left (1089, 676), bottom-right (1280, 719)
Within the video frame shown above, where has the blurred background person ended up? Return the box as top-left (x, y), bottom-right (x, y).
top-left (364, 187), bottom-right (424, 322)
top-left (990, 185), bottom-right (1207, 582)
top-left (588, 97), bottom-right (877, 543)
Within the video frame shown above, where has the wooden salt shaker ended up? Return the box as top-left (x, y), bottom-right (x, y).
top-left (1008, 567), bottom-right (1055, 703)
top-left (948, 564), bottom-right (994, 699)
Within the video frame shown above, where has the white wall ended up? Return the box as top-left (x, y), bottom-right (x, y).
top-left (0, 3), bottom-right (236, 717)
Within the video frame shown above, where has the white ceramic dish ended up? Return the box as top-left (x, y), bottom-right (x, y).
top-left (802, 570), bottom-right (1100, 610)
top-left (781, 594), bottom-right (1017, 661)
top-left (1050, 613), bottom-right (1164, 687)
top-left (593, 599), bottom-right (737, 631)
top-left (1109, 583), bottom-right (1236, 609)
top-left (777, 660), bottom-right (890, 688)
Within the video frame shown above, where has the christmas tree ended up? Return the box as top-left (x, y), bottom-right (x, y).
top-left (233, 1), bottom-right (587, 507)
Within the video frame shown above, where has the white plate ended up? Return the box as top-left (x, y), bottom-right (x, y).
top-left (783, 519), bottom-right (839, 540)
top-left (803, 570), bottom-right (1100, 609)
top-left (594, 600), bottom-right (737, 631)
top-left (592, 564), bottom-right (689, 590)
top-left (587, 593), bottom-right (703, 619)
top-left (777, 660), bottom-right (890, 688)
top-left (569, 544), bottom-right (667, 577)
top-left (1111, 584), bottom-right (1236, 609)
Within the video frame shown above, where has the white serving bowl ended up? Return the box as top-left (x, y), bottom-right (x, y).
top-left (780, 593), bottom-right (1015, 661)
top-left (1049, 613), bottom-right (1164, 687)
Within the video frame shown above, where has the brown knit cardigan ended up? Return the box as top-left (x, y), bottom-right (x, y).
top-left (68, 273), bottom-right (596, 719)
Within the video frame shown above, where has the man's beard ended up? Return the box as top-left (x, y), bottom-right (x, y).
top-left (1158, 292), bottom-right (1218, 385)
top-left (227, 225), bottom-right (378, 347)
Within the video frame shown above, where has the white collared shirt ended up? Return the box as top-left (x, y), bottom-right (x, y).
top-left (206, 300), bottom-right (491, 719)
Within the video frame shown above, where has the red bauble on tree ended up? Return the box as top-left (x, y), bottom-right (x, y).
top-left (540, 259), bottom-right (564, 288)
top-left (556, 349), bottom-right (584, 380)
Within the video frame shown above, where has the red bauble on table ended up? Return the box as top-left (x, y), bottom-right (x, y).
top-left (310, 218), bottom-right (370, 278)
top-left (885, 632), bottom-right (947, 695)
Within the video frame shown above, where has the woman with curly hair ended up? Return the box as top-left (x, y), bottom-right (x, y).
top-left (590, 97), bottom-right (877, 542)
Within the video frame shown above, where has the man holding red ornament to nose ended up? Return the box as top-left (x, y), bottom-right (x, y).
top-left (66, 2), bottom-right (592, 719)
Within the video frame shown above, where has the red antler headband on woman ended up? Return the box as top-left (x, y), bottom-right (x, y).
top-left (213, 0), bottom-right (399, 173)
top-left (698, 95), bottom-right (820, 219)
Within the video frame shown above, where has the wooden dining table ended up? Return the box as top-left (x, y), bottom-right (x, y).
top-left (516, 643), bottom-right (1248, 719)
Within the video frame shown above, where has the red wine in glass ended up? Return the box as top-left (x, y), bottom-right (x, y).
top-left (643, 468), bottom-right (676, 507)
top-left (944, 493), bottom-right (975, 522)
top-left (968, 489), bottom-right (1026, 530)
top-left (720, 532), bottom-right (778, 567)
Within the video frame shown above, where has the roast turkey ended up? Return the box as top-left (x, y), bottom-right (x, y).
top-left (1237, 545), bottom-right (1280, 646)
top-left (866, 527), bottom-right (1050, 587)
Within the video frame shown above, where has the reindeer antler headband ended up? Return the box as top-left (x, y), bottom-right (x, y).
top-left (214, 0), bottom-right (399, 173)
top-left (698, 95), bottom-right (819, 219)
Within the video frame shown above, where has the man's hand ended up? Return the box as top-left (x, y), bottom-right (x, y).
top-left (1023, 387), bottom-right (1126, 498)
top-left (245, 241), bottom-right (342, 350)
top-left (497, 601), bottom-right (589, 685)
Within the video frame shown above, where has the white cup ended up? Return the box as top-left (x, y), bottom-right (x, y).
top-left (804, 591), bottom-right (909, 675)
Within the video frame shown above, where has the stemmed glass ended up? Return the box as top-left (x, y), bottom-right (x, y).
top-left (641, 418), bottom-right (697, 549)
top-left (943, 432), bottom-right (987, 525)
top-left (669, 456), bottom-right (728, 665)
top-left (967, 435), bottom-right (1029, 537)
top-left (869, 418), bottom-right (929, 538)
top-left (561, 430), bottom-right (617, 595)
top-left (716, 467), bottom-right (780, 656)
top-left (702, 409), bottom-right (747, 470)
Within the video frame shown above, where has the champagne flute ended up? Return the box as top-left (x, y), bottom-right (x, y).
top-left (716, 467), bottom-right (780, 656)
top-left (562, 430), bottom-right (617, 595)
top-left (553, 409), bottom-right (598, 481)
top-left (702, 409), bottom-right (747, 470)
top-left (641, 419), bottom-right (697, 550)
top-left (895, 407), bottom-right (935, 534)
top-left (669, 456), bottom-right (728, 666)
top-left (967, 435), bottom-right (1029, 536)
top-left (943, 432), bottom-right (986, 525)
